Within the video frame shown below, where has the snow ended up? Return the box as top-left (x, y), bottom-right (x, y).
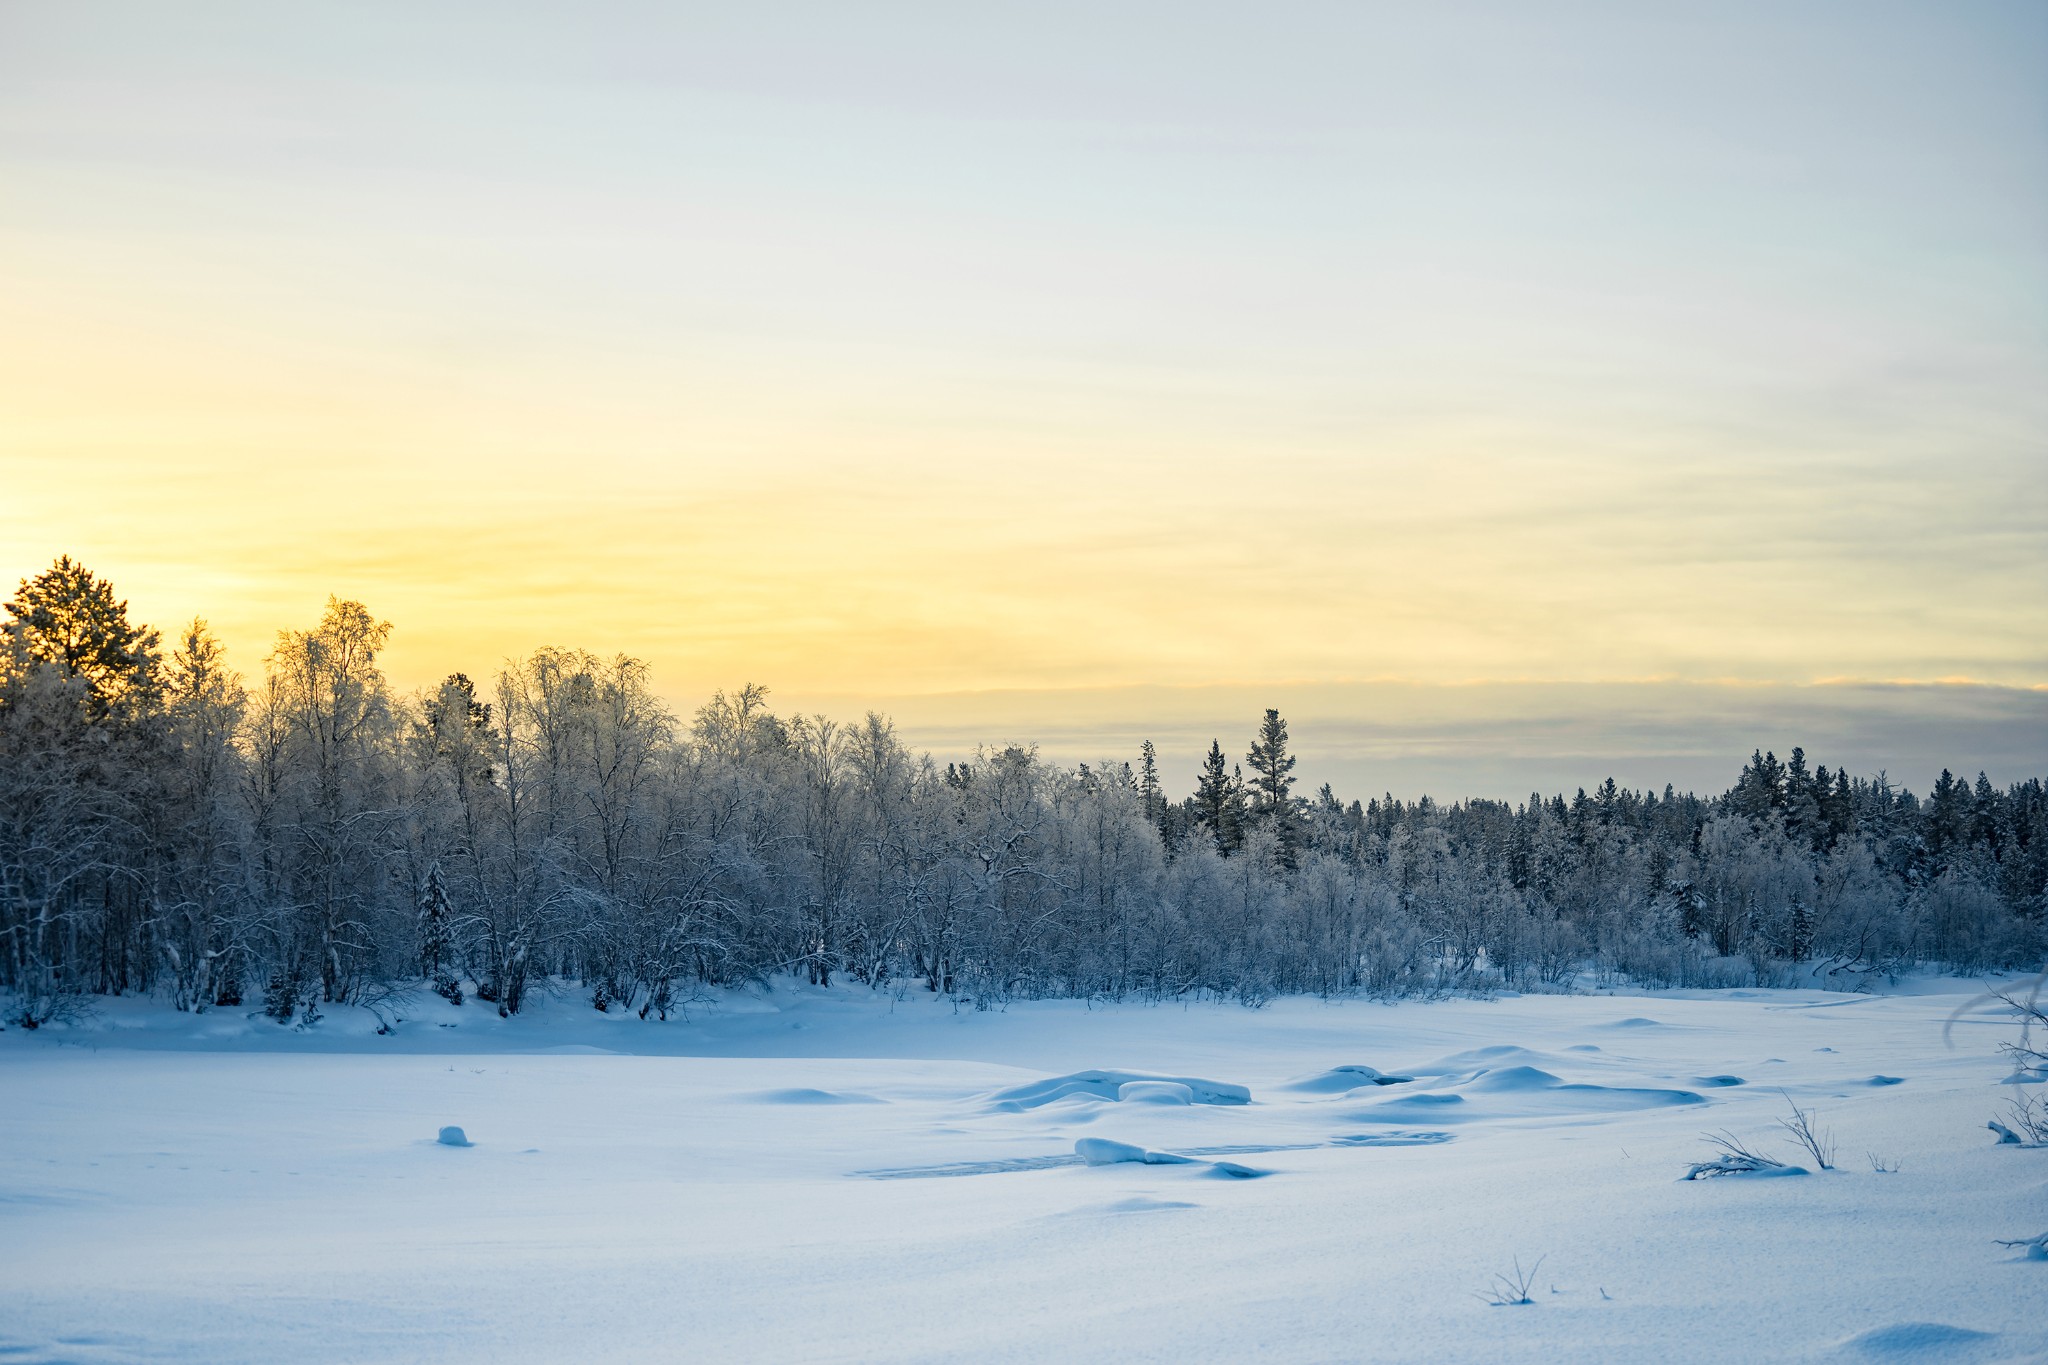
top-left (1115, 1080), bottom-right (1194, 1105)
top-left (2, 977), bottom-right (2045, 1363)
top-left (986, 1069), bottom-right (1251, 1109)
top-left (1837, 1322), bottom-right (2000, 1356)
top-left (435, 1125), bottom-right (472, 1147)
top-left (1074, 1137), bottom-right (1194, 1166)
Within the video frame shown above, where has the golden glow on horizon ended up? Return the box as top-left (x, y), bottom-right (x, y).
top-left (2, 248), bottom-right (2043, 701)
top-left (1, 4), bottom-right (2042, 705)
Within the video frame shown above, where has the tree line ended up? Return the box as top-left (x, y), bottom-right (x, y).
top-left (2, 556), bottom-right (2043, 1028)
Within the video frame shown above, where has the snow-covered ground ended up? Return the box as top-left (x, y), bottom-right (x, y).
top-left (3, 979), bottom-right (2043, 1363)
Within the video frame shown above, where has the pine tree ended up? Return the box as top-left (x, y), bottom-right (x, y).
top-left (1138, 739), bottom-right (1167, 833)
top-left (1245, 708), bottom-right (1301, 865)
top-left (1927, 768), bottom-right (1973, 872)
top-left (418, 865), bottom-right (461, 1003)
top-left (1193, 740), bottom-right (1243, 854)
top-left (263, 960), bottom-right (306, 1023)
top-left (1245, 709), bottom-right (1297, 814)
top-left (1732, 750), bottom-right (1786, 825)
top-left (1783, 747), bottom-right (1823, 850)
top-left (3, 555), bottom-right (162, 721)
top-left (1, 557), bottom-right (167, 1005)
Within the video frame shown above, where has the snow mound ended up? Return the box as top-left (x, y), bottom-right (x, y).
top-left (436, 1126), bottom-right (472, 1147)
top-left (1116, 1081), bottom-right (1193, 1105)
top-left (1347, 1093), bottom-right (1473, 1123)
top-left (1461, 1065), bottom-right (1565, 1092)
top-left (1281, 1065), bottom-right (1412, 1093)
top-left (1537, 1081), bottom-right (1704, 1110)
top-left (1072, 1139), bottom-right (1271, 1178)
top-left (1410, 1045), bottom-right (1568, 1075)
top-left (538, 1044), bottom-right (618, 1055)
top-left (1079, 1197), bottom-right (1198, 1214)
top-left (1450, 1065), bottom-right (1704, 1107)
top-left (1601, 1017), bottom-right (1666, 1029)
top-left (752, 1088), bottom-right (882, 1105)
top-left (989, 1070), bottom-right (1250, 1110)
top-left (1837, 1322), bottom-right (1996, 1357)
top-left (1695, 1075), bottom-right (1746, 1087)
top-left (1863, 1075), bottom-right (1906, 1087)
top-left (1074, 1138), bottom-right (1197, 1166)
top-left (1351, 1068), bottom-right (1702, 1121)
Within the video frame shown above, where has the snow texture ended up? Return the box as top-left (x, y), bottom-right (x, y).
top-left (985, 1069), bottom-right (1251, 1109)
top-left (1, 976), bottom-right (2042, 1363)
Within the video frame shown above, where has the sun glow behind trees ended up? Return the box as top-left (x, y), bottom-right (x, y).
top-left (1, 2), bottom-right (2043, 743)
top-left (2, 559), bottom-right (2044, 1027)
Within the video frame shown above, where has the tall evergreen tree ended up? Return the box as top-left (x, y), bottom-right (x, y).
top-left (1731, 749), bottom-right (1786, 825)
top-left (1245, 708), bottom-right (1302, 865)
top-left (1193, 739), bottom-right (1243, 854)
top-left (417, 865), bottom-right (461, 1003)
top-left (1137, 739), bottom-right (1167, 833)
top-left (3, 555), bottom-right (162, 721)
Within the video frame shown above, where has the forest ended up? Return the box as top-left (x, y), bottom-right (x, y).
top-left (2, 556), bottom-right (2042, 1028)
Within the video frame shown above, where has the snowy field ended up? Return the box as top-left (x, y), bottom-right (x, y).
top-left (4, 980), bottom-right (2045, 1364)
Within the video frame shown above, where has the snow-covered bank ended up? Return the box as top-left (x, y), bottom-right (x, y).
top-left (3, 983), bottom-right (2044, 1363)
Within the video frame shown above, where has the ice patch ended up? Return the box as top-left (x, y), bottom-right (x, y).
top-left (436, 1126), bottom-right (472, 1147)
top-left (987, 1070), bottom-right (1250, 1109)
top-left (1863, 1075), bottom-right (1905, 1087)
top-left (1837, 1322), bottom-right (1996, 1357)
top-left (752, 1088), bottom-right (882, 1105)
top-left (1695, 1075), bottom-right (1746, 1087)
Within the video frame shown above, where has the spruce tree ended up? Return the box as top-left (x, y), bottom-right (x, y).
top-left (3, 555), bottom-right (162, 721)
top-left (1138, 739), bottom-right (1166, 831)
top-left (1732, 750), bottom-right (1786, 825)
top-left (1193, 740), bottom-right (1243, 854)
top-left (418, 865), bottom-right (461, 1003)
top-left (1245, 708), bottom-right (1301, 865)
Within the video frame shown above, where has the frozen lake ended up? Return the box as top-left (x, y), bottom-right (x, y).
top-left (3, 982), bottom-right (2042, 1363)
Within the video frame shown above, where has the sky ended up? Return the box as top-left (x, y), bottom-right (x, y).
top-left (2, 2), bottom-right (2044, 798)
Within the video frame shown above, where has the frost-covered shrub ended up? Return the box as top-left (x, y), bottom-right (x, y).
top-left (1920, 869), bottom-right (2027, 972)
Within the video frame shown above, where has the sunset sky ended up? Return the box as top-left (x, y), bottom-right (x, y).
top-left (3, 2), bottom-right (2043, 796)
